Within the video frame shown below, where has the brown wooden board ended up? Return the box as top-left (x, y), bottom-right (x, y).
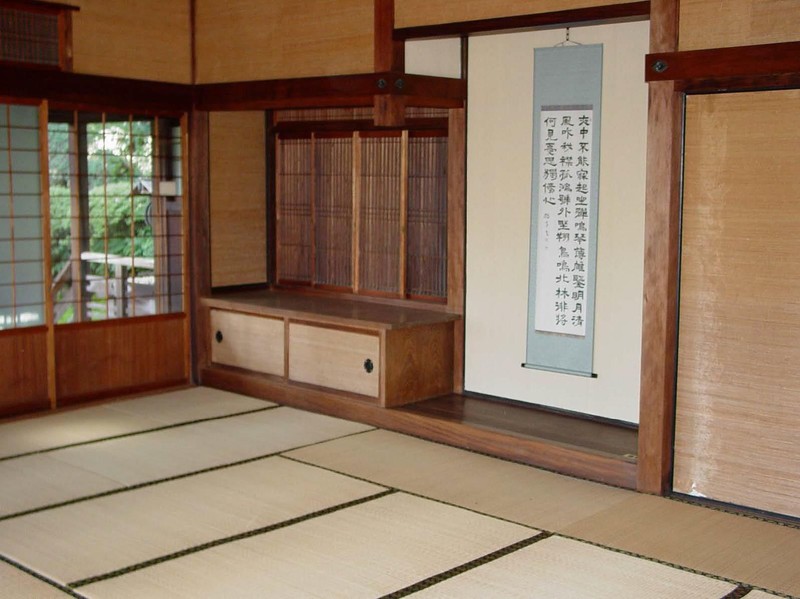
top-left (54, 314), bottom-right (188, 405)
top-left (0, 327), bottom-right (50, 417)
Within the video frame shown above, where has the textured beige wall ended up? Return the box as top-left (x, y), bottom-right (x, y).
top-left (69, 0), bottom-right (191, 83)
top-left (195, 0), bottom-right (373, 83)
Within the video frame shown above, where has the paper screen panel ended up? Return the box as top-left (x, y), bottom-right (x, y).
top-left (674, 90), bottom-right (800, 518)
top-left (0, 103), bottom-right (45, 330)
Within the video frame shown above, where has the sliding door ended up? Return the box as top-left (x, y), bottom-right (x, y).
top-left (674, 90), bottom-right (800, 517)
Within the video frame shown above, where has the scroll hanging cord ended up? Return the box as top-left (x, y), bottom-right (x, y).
top-left (554, 27), bottom-right (583, 47)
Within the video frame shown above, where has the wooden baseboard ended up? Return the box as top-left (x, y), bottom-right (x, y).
top-left (202, 365), bottom-right (637, 489)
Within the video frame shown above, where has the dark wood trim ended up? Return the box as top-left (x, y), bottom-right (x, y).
top-left (0, 325), bottom-right (48, 338)
top-left (0, 64), bottom-right (463, 115)
top-left (679, 73), bottom-right (800, 94)
top-left (203, 366), bottom-right (637, 489)
top-left (637, 0), bottom-right (681, 496)
top-left (53, 312), bottom-right (186, 331)
top-left (275, 118), bottom-right (449, 134)
top-left (0, 64), bottom-right (191, 113)
top-left (0, 0), bottom-right (79, 13)
top-left (646, 41), bottom-right (800, 85)
top-left (188, 110), bottom-right (211, 383)
top-left (374, 0), bottom-right (404, 72)
top-left (59, 7), bottom-right (73, 71)
top-left (395, 1), bottom-right (650, 40)
top-left (195, 72), bottom-right (465, 112)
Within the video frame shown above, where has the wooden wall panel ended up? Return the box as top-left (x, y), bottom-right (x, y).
top-left (0, 328), bottom-right (49, 417)
top-left (209, 111), bottom-right (267, 287)
top-left (195, 0), bottom-right (373, 83)
top-left (395, 0), bottom-right (643, 28)
top-left (69, 0), bottom-right (191, 83)
top-left (674, 90), bottom-right (800, 518)
top-left (680, 0), bottom-right (800, 51)
top-left (55, 315), bottom-right (188, 405)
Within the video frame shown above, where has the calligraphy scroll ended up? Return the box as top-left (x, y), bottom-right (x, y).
top-left (525, 45), bottom-right (602, 377)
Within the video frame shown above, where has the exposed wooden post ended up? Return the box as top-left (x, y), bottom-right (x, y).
top-left (374, 0), bottom-right (404, 72)
top-left (637, 0), bottom-right (682, 495)
top-left (374, 0), bottom-right (405, 127)
top-left (188, 109), bottom-right (211, 384)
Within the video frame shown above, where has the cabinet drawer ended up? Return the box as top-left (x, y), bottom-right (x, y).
top-left (288, 323), bottom-right (380, 397)
top-left (210, 309), bottom-right (284, 376)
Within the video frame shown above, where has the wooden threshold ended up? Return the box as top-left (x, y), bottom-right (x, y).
top-left (202, 366), bottom-right (638, 489)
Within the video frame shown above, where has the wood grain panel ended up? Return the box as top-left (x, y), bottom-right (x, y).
top-left (395, 0), bottom-right (643, 28)
top-left (0, 327), bottom-right (49, 417)
top-left (209, 111), bottom-right (267, 288)
top-left (680, 0), bottom-right (800, 51)
top-left (674, 90), bottom-right (800, 518)
top-left (383, 321), bottom-right (453, 407)
top-left (210, 310), bottom-right (284, 376)
top-left (55, 315), bottom-right (188, 405)
top-left (194, 0), bottom-right (372, 84)
top-left (71, 0), bottom-right (191, 83)
top-left (289, 322), bottom-right (380, 397)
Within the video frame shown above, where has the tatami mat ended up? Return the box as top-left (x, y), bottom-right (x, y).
top-left (0, 561), bottom-right (72, 598)
top-left (745, 591), bottom-right (784, 598)
top-left (0, 457), bottom-right (383, 586)
top-left (1, 408), bottom-right (372, 517)
top-left (0, 454), bottom-right (120, 517)
top-left (562, 493), bottom-right (800, 597)
top-left (0, 387), bottom-right (272, 459)
top-left (409, 536), bottom-right (736, 598)
top-left (286, 429), bottom-right (633, 530)
top-left (80, 493), bottom-right (536, 598)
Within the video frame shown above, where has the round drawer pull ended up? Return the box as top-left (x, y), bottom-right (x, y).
top-left (215, 330), bottom-right (223, 343)
top-left (363, 358), bottom-right (374, 374)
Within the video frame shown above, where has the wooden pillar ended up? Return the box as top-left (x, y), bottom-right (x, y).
top-left (374, 0), bottom-right (406, 127)
top-left (637, 0), bottom-right (682, 495)
top-left (188, 110), bottom-right (211, 383)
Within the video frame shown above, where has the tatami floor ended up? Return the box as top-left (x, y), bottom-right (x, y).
top-left (0, 388), bottom-right (797, 599)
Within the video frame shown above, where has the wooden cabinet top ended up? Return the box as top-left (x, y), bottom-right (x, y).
top-left (203, 290), bottom-right (459, 331)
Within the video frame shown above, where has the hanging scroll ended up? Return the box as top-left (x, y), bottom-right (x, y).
top-left (525, 44), bottom-right (602, 377)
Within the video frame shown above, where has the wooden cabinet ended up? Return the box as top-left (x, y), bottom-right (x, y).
top-left (289, 323), bottom-right (380, 397)
top-left (210, 309), bottom-right (284, 376)
top-left (203, 290), bottom-right (458, 407)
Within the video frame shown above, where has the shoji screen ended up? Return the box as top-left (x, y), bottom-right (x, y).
top-left (674, 90), bottom-right (800, 518)
top-left (0, 103), bottom-right (45, 331)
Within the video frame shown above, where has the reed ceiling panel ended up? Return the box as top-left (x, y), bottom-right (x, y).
top-left (70, 0), bottom-right (191, 83)
top-left (680, 0), bottom-right (800, 51)
top-left (209, 111), bottom-right (267, 288)
top-left (195, 0), bottom-right (373, 83)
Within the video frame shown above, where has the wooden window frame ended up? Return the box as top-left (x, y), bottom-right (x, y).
top-left (0, 0), bottom-right (78, 71)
